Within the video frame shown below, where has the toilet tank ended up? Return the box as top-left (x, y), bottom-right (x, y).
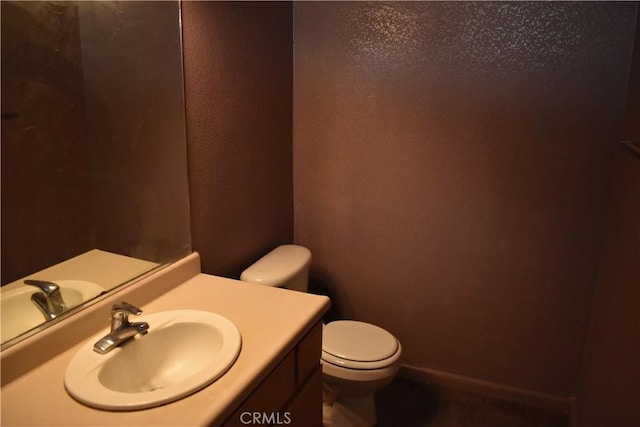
top-left (240, 245), bottom-right (311, 292)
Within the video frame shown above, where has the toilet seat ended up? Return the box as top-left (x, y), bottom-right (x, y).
top-left (321, 321), bottom-right (401, 370)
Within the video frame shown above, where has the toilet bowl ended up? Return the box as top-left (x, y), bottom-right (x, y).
top-left (321, 320), bottom-right (401, 426)
top-left (241, 245), bottom-right (402, 427)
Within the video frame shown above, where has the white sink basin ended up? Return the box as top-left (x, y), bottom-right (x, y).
top-left (1, 280), bottom-right (105, 343)
top-left (64, 310), bottom-right (242, 410)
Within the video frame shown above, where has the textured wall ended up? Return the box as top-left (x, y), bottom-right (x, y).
top-left (182, 2), bottom-right (294, 278)
top-left (293, 2), bottom-right (636, 396)
top-left (575, 145), bottom-right (640, 426)
top-left (576, 7), bottom-right (640, 425)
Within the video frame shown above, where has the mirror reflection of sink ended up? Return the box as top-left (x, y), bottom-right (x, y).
top-left (64, 310), bottom-right (242, 411)
top-left (1, 280), bottom-right (105, 343)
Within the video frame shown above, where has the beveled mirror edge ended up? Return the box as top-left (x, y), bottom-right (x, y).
top-left (0, 252), bottom-right (201, 387)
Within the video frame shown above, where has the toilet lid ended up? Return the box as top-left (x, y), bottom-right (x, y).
top-left (322, 320), bottom-right (398, 362)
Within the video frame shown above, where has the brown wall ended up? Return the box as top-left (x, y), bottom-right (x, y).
top-left (182, 2), bottom-right (294, 278)
top-left (575, 7), bottom-right (640, 425)
top-left (293, 2), bottom-right (636, 397)
top-left (575, 145), bottom-right (640, 426)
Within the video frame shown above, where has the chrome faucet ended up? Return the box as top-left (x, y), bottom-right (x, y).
top-left (24, 279), bottom-right (67, 320)
top-left (93, 302), bottom-right (150, 354)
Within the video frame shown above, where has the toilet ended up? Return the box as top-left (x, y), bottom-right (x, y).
top-left (240, 245), bottom-right (402, 427)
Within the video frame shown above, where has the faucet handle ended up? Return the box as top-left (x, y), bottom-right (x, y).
top-left (111, 301), bottom-right (143, 316)
top-left (24, 280), bottom-right (66, 318)
top-left (110, 302), bottom-right (143, 332)
top-left (24, 279), bottom-right (60, 296)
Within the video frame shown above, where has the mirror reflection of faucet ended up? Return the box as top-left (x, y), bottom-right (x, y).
top-left (93, 302), bottom-right (150, 354)
top-left (24, 279), bottom-right (67, 320)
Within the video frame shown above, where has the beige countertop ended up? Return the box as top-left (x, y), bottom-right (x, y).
top-left (0, 256), bottom-right (330, 426)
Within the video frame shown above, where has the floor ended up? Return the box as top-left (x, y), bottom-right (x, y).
top-left (375, 377), bottom-right (570, 427)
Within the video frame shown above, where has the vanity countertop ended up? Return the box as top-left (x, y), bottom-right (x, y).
top-left (0, 267), bottom-right (330, 426)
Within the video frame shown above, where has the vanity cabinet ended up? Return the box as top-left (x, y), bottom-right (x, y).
top-left (223, 322), bottom-right (323, 427)
top-left (0, 262), bottom-right (331, 427)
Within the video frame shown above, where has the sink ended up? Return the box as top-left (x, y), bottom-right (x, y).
top-left (64, 310), bottom-right (242, 410)
top-left (1, 280), bottom-right (105, 343)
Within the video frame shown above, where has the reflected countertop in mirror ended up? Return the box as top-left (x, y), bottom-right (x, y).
top-left (1, 250), bottom-right (161, 345)
top-left (2, 250), bottom-right (159, 294)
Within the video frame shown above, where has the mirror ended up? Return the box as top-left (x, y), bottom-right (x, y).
top-left (1, 1), bottom-right (191, 347)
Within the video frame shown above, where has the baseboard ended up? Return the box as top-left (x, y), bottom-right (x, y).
top-left (399, 364), bottom-right (572, 414)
